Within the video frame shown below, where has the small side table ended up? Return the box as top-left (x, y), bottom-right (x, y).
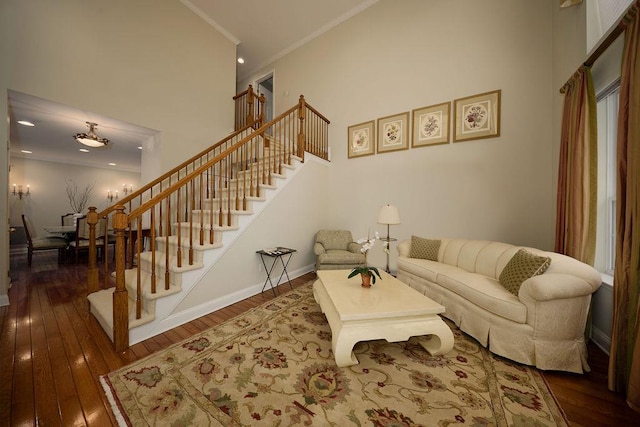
top-left (256, 247), bottom-right (297, 296)
top-left (379, 237), bottom-right (397, 274)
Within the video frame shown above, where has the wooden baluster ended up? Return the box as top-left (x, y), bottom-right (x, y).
top-left (199, 173), bottom-right (204, 246)
top-left (218, 160), bottom-right (224, 227)
top-left (188, 179), bottom-right (194, 265)
top-left (150, 206), bottom-right (156, 295)
top-left (135, 218), bottom-right (142, 319)
top-left (298, 95), bottom-right (306, 162)
top-left (113, 206), bottom-right (129, 352)
top-left (242, 143), bottom-right (247, 211)
top-left (176, 185), bottom-right (182, 268)
top-left (234, 149), bottom-right (240, 212)
top-left (164, 197), bottom-right (170, 290)
top-left (227, 156), bottom-right (233, 227)
top-left (209, 165), bottom-right (215, 245)
top-left (87, 206), bottom-right (99, 294)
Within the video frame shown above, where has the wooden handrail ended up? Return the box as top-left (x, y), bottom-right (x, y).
top-left (96, 122), bottom-right (255, 220)
top-left (87, 89), bottom-right (330, 352)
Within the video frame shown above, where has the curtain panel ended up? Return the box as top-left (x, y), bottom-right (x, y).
top-left (609, 1), bottom-right (640, 413)
top-left (555, 67), bottom-right (598, 265)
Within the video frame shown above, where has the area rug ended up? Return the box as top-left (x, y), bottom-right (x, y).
top-left (101, 281), bottom-right (568, 426)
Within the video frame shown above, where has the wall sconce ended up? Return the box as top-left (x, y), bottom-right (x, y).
top-left (12, 184), bottom-right (30, 199)
top-left (107, 189), bottom-right (118, 202)
top-left (122, 183), bottom-right (133, 195)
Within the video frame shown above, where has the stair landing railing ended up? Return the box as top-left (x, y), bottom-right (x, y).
top-left (87, 92), bottom-right (329, 352)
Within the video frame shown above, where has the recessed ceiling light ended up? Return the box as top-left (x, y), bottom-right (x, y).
top-left (79, 148), bottom-right (90, 153)
top-left (108, 162), bottom-right (117, 166)
top-left (237, 57), bottom-right (245, 64)
top-left (138, 146), bottom-right (142, 150)
top-left (20, 150), bottom-right (32, 154)
top-left (17, 120), bottom-right (35, 127)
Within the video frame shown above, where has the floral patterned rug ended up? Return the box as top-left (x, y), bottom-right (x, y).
top-left (101, 281), bottom-right (568, 426)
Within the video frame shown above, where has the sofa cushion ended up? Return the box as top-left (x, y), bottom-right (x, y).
top-left (410, 236), bottom-right (440, 260)
top-left (397, 256), bottom-right (462, 284)
top-left (499, 249), bottom-right (551, 295)
top-left (437, 271), bottom-right (527, 323)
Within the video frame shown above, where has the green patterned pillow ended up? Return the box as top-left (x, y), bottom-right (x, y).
top-left (499, 249), bottom-right (551, 295)
top-left (410, 235), bottom-right (440, 261)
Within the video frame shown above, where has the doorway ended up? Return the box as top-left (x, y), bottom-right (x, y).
top-left (256, 73), bottom-right (274, 125)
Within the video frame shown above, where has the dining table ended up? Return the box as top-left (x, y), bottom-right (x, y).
top-left (44, 225), bottom-right (76, 236)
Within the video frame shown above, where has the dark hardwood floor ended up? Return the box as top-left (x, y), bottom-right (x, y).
top-left (1, 250), bottom-right (637, 426)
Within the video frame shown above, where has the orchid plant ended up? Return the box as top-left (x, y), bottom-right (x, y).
top-left (347, 231), bottom-right (383, 284)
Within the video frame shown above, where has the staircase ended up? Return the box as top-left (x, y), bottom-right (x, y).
top-left (85, 87), bottom-right (329, 351)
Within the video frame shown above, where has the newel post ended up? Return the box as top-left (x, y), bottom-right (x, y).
top-left (258, 93), bottom-right (266, 128)
top-left (297, 95), bottom-right (306, 162)
top-left (87, 207), bottom-right (99, 294)
top-left (247, 84), bottom-right (255, 127)
top-left (113, 205), bottom-right (129, 352)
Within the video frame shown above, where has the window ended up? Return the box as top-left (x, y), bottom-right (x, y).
top-left (595, 83), bottom-right (618, 274)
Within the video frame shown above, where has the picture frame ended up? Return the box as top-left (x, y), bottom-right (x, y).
top-left (377, 111), bottom-right (410, 154)
top-left (453, 90), bottom-right (501, 142)
top-left (412, 102), bottom-right (450, 148)
top-left (347, 120), bottom-right (376, 158)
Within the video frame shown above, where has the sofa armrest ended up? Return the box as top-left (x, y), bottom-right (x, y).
top-left (519, 273), bottom-right (600, 341)
top-left (347, 242), bottom-right (363, 254)
top-left (313, 242), bottom-right (326, 255)
top-left (519, 273), bottom-right (600, 302)
top-left (397, 239), bottom-right (411, 257)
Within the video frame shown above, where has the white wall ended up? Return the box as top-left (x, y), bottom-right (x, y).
top-left (1, 0), bottom-right (237, 302)
top-left (9, 157), bottom-right (140, 233)
top-left (174, 157), bottom-right (330, 311)
top-left (242, 0), bottom-right (556, 271)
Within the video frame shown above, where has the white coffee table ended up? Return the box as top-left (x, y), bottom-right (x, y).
top-left (314, 269), bottom-right (454, 367)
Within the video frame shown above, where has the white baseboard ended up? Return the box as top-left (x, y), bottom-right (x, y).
top-left (591, 326), bottom-right (611, 356)
top-left (130, 264), bottom-right (316, 345)
top-left (0, 294), bottom-right (10, 307)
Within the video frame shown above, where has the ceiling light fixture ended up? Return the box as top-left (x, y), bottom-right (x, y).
top-left (18, 120), bottom-right (35, 127)
top-left (74, 121), bottom-right (109, 148)
top-left (237, 57), bottom-right (245, 64)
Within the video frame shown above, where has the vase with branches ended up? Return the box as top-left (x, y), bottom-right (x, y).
top-left (66, 179), bottom-right (94, 214)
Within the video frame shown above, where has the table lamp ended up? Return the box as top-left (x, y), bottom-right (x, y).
top-left (377, 204), bottom-right (401, 273)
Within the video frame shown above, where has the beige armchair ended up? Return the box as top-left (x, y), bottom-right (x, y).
top-left (313, 230), bottom-right (365, 271)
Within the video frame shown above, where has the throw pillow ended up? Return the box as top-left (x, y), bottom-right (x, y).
top-left (410, 235), bottom-right (440, 261)
top-left (499, 249), bottom-right (551, 295)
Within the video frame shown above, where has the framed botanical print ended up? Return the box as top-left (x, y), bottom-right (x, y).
top-left (347, 120), bottom-right (375, 158)
top-left (412, 102), bottom-right (450, 148)
top-left (453, 90), bottom-right (501, 142)
top-left (377, 111), bottom-right (410, 154)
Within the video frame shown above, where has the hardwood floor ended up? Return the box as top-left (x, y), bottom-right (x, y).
top-left (1, 250), bottom-right (637, 426)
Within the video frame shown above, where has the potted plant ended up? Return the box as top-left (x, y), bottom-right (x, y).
top-left (347, 231), bottom-right (382, 287)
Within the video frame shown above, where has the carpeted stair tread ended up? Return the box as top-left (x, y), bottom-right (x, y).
top-left (88, 288), bottom-right (155, 340)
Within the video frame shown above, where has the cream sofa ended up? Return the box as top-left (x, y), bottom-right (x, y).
top-left (396, 237), bottom-right (602, 373)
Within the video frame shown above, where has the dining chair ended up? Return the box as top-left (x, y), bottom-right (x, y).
top-left (69, 216), bottom-right (106, 263)
top-left (21, 214), bottom-right (69, 267)
top-left (61, 212), bottom-right (76, 226)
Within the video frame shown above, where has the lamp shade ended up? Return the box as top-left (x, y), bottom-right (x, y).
top-left (377, 204), bottom-right (401, 225)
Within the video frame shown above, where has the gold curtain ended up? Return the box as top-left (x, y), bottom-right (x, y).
top-left (609, 2), bottom-right (640, 413)
top-left (555, 66), bottom-right (598, 265)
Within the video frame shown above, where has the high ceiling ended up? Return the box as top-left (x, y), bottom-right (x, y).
top-left (9, 90), bottom-right (156, 173)
top-left (183, 0), bottom-right (379, 82)
top-left (8, 1), bottom-right (378, 173)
